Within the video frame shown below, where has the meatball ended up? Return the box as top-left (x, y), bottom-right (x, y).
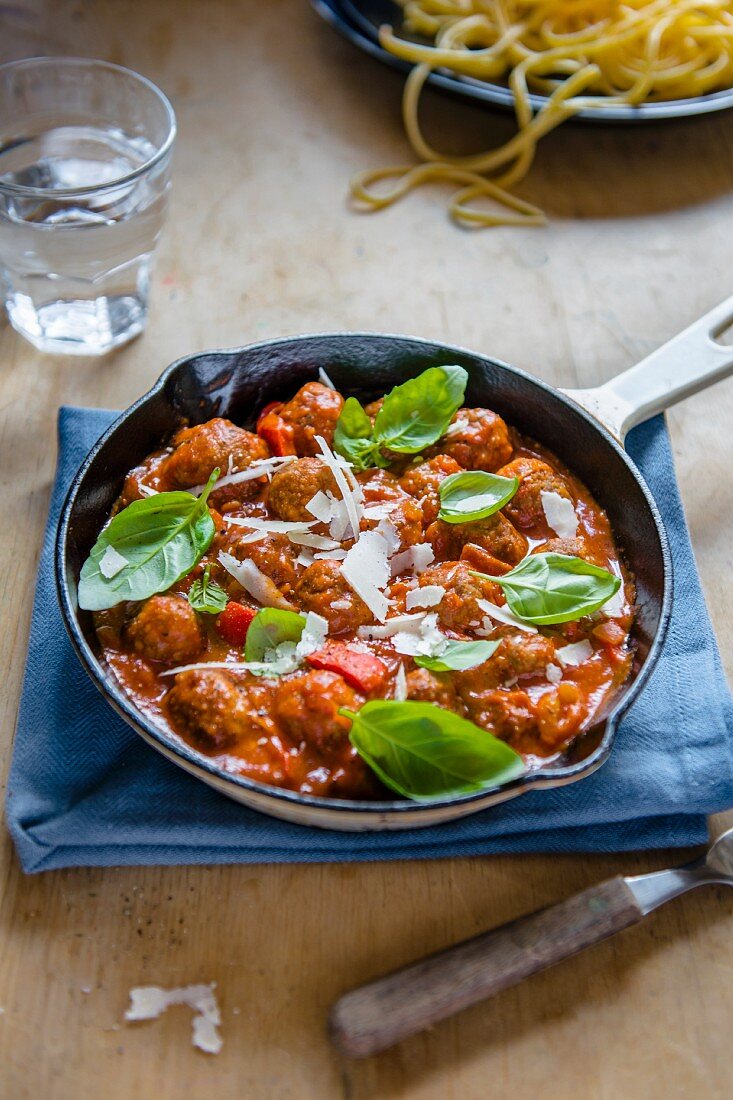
top-left (460, 687), bottom-right (539, 751)
top-left (294, 560), bottom-right (373, 634)
top-left (455, 633), bottom-right (557, 694)
top-left (358, 470), bottom-right (428, 551)
top-left (399, 454), bottom-right (463, 524)
top-left (273, 670), bottom-right (363, 752)
top-left (406, 667), bottom-right (462, 712)
top-left (418, 561), bottom-right (502, 633)
top-left (166, 670), bottom-right (276, 752)
top-left (498, 457), bottom-right (572, 530)
top-left (533, 537), bottom-right (603, 568)
top-left (277, 382), bottom-right (344, 455)
top-left (536, 682), bottom-right (585, 750)
top-left (268, 457), bottom-right (338, 523)
top-left (125, 595), bottom-right (203, 664)
top-left (429, 408), bottom-right (513, 472)
top-left (223, 531), bottom-right (300, 595)
top-left (165, 418), bottom-right (269, 492)
top-left (426, 513), bottom-right (527, 566)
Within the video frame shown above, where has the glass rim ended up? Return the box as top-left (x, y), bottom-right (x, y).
top-left (0, 56), bottom-right (177, 199)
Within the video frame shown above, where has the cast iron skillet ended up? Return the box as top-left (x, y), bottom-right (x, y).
top-left (56, 299), bottom-right (733, 830)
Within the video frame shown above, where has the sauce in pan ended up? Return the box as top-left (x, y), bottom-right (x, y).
top-left (90, 372), bottom-right (634, 801)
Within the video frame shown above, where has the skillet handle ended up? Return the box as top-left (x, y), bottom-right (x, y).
top-left (562, 294), bottom-right (733, 443)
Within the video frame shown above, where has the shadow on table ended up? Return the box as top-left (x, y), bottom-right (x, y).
top-left (300, 8), bottom-right (733, 222)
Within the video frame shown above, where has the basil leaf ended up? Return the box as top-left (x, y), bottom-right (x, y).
top-left (341, 700), bottom-right (524, 801)
top-left (78, 470), bottom-right (219, 612)
top-left (372, 365), bottom-right (468, 454)
top-left (415, 638), bottom-right (500, 672)
top-left (244, 607), bottom-right (306, 662)
top-left (438, 471), bottom-right (519, 524)
top-left (480, 552), bottom-right (621, 625)
top-left (188, 563), bottom-right (228, 615)
top-left (333, 397), bottom-right (384, 470)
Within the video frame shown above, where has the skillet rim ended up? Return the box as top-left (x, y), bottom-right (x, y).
top-left (55, 331), bottom-right (673, 819)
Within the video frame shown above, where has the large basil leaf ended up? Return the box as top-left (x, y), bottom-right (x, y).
top-left (244, 607), bottom-right (306, 662)
top-left (415, 638), bottom-right (500, 672)
top-left (478, 552), bottom-right (621, 625)
top-left (342, 700), bottom-right (524, 800)
top-left (78, 471), bottom-right (219, 611)
top-left (188, 563), bottom-right (228, 615)
top-left (333, 397), bottom-right (384, 470)
top-left (372, 365), bottom-right (468, 454)
top-left (438, 470), bottom-right (519, 524)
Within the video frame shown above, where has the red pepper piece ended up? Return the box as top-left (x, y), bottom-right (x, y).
top-left (257, 410), bottom-right (296, 456)
top-left (256, 401), bottom-right (283, 432)
top-left (216, 602), bottom-right (257, 646)
top-left (306, 642), bottom-right (388, 694)
top-left (460, 543), bottom-right (513, 576)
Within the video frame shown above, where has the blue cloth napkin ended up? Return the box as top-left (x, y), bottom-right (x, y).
top-left (5, 407), bottom-right (733, 873)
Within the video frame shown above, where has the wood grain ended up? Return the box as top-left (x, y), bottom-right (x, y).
top-left (0, 2), bottom-right (732, 1098)
top-left (330, 878), bottom-right (645, 1057)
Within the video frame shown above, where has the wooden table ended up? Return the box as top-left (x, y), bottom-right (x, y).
top-left (2, 2), bottom-right (732, 1097)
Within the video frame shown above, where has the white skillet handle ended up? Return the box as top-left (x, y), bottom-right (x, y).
top-left (563, 295), bottom-right (733, 443)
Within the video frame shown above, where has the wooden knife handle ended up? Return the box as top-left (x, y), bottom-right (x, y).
top-left (329, 876), bottom-right (644, 1058)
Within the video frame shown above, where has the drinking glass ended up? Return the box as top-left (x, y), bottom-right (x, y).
top-left (0, 57), bottom-right (176, 355)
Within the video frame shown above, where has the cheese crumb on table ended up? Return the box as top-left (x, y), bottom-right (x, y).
top-left (124, 982), bottom-right (223, 1055)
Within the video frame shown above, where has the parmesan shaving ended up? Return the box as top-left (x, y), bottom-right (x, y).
top-left (296, 550), bottom-right (315, 568)
top-left (318, 366), bottom-right (337, 390)
top-left (556, 640), bottom-right (593, 667)
top-left (376, 516), bottom-right (401, 555)
top-left (235, 530), bottom-right (267, 545)
top-left (190, 455), bottom-right (295, 496)
top-left (340, 529), bottom-right (391, 622)
top-left (546, 663), bottom-right (563, 683)
top-left (288, 532), bottom-right (341, 551)
top-left (390, 542), bottom-right (435, 577)
top-left (314, 548), bottom-right (348, 561)
top-left (406, 585), bottom-right (445, 611)
top-left (125, 983), bottom-right (222, 1055)
top-left (315, 435), bottom-right (362, 541)
top-left (394, 663), bottom-right (408, 701)
top-left (477, 598), bottom-right (537, 634)
top-left (601, 573), bottom-right (626, 618)
top-left (306, 490), bottom-right (334, 524)
top-left (99, 545), bottom-right (128, 579)
top-left (358, 613), bottom-right (427, 639)
top-left (218, 551), bottom-right (293, 610)
top-left (540, 490), bottom-right (578, 539)
top-left (138, 484), bottom-right (158, 497)
top-left (224, 517), bottom-right (314, 535)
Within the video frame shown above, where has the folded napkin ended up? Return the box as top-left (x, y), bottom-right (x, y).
top-left (6, 407), bottom-right (733, 873)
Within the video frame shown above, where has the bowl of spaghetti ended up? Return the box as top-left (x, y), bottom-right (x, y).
top-left (329, 0), bottom-right (733, 225)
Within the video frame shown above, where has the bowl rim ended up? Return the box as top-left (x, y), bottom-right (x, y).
top-left (55, 330), bottom-right (673, 819)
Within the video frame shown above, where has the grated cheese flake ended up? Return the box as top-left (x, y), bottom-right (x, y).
top-left (190, 455), bottom-right (296, 496)
top-left (218, 551), bottom-right (293, 610)
top-left (556, 640), bottom-right (593, 667)
top-left (224, 516), bottom-right (314, 535)
top-left (315, 435), bottom-right (362, 541)
top-left (394, 664), bottom-right (408, 701)
top-left (99, 545), bottom-right (129, 579)
top-left (306, 490), bottom-right (335, 524)
top-left (546, 663), bottom-right (563, 683)
top-left (125, 983), bottom-right (222, 1055)
top-left (390, 542), bottom-right (435, 577)
top-left (406, 585), bottom-right (445, 611)
top-left (477, 598), bottom-right (537, 634)
top-left (540, 490), bottom-right (578, 539)
top-left (318, 366), bottom-right (337, 390)
top-left (340, 529), bottom-right (391, 622)
top-left (358, 613), bottom-right (427, 640)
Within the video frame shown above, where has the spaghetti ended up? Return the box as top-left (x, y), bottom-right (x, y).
top-left (350, 0), bottom-right (733, 227)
